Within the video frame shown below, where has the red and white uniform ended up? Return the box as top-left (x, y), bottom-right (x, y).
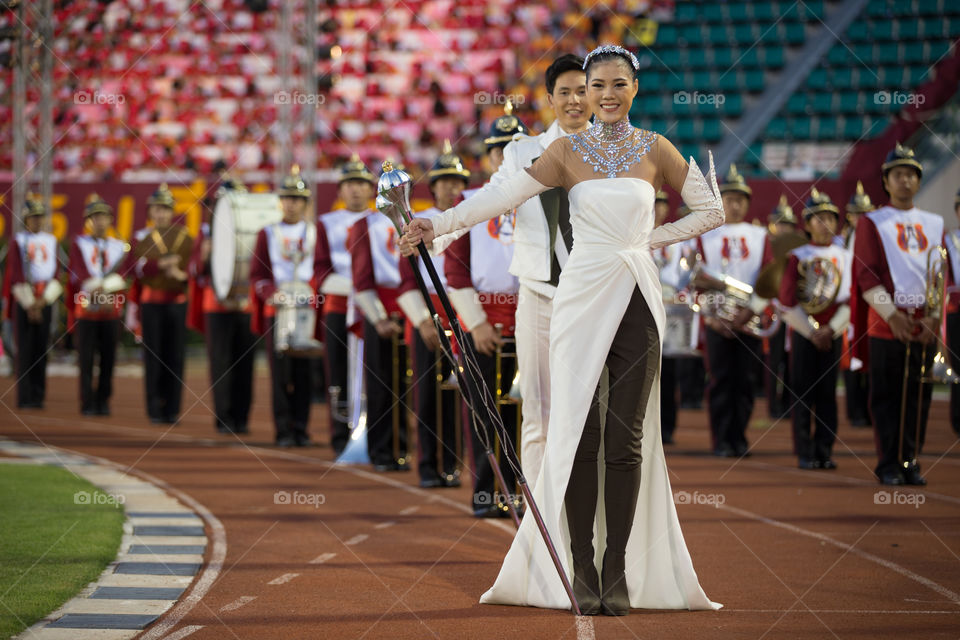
top-left (249, 220), bottom-right (321, 335)
top-left (398, 207), bottom-right (450, 328)
top-left (68, 234), bottom-right (127, 322)
top-left (444, 209), bottom-right (520, 334)
top-left (697, 222), bottom-right (773, 286)
top-left (3, 230), bottom-right (60, 315)
top-left (852, 205), bottom-right (947, 356)
top-left (316, 208), bottom-right (367, 316)
top-left (778, 241), bottom-right (852, 336)
top-left (347, 212), bottom-right (402, 324)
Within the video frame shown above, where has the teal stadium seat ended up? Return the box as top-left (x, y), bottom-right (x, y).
top-left (812, 92), bottom-right (833, 113)
top-left (784, 22), bottom-right (805, 45)
top-left (704, 4), bottom-right (723, 23)
top-left (828, 46), bottom-right (849, 65)
top-left (740, 47), bottom-right (761, 67)
top-left (839, 92), bottom-right (861, 114)
top-left (709, 25), bottom-right (729, 46)
top-left (903, 41), bottom-right (925, 63)
top-left (744, 69), bottom-right (765, 92)
top-left (675, 119), bottom-right (697, 142)
top-left (767, 117), bottom-right (787, 139)
top-left (712, 47), bottom-right (734, 68)
top-left (716, 70), bottom-right (742, 92)
top-left (816, 117), bottom-right (837, 139)
top-left (675, 3), bottom-right (698, 23)
top-left (721, 93), bottom-right (743, 116)
top-left (847, 22), bottom-right (869, 42)
top-left (877, 43), bottom-right (900, 65)
top-left (787, 93), bottom-right (807, 115)
top-left (898, 18), bottom-right (920, 40)
top-left (656, 24), bottom-right (678, 45)
top-left (763, 46), bottom-right (785, 68)
top-left (729, 3), bottom-right (750, 22)
top-left (830, 67), bottom-right (853, 90)
top-left (752, 3), bottom-right (775, 21)
top-left (702, 118), bottom-right (722, 141)
top-left (679, 25), bottom-right (701, 44)
top-left (791, 117), bottom-right (812, 139)
top-left (871, 20), bottom-right (894, 40)
top-left (917, 0), bottom-right (943, 17)
top-left (801, 1), bottom-right (826, 21)
top-left (734, 24), bottom-right (756, 45)
top-left (808, 68), bottom-right (828, 90)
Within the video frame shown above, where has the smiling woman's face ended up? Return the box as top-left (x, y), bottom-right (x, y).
top-left (586, 59), bottom-right (638, 124)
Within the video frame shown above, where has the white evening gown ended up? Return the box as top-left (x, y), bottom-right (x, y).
top-left (429, 154), bottom-right (724, 612)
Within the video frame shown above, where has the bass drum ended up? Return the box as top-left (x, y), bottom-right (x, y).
top-left (211, 191), bottom-right (283, 303)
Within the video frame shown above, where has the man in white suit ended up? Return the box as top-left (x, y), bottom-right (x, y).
top-left (425, 54), bottom-right (592, 486)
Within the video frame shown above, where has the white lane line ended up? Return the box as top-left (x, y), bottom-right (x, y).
top-left (399, 506), bottom-right (419, 516)
top-left (267, 572), bottom-right (300, 585)
top-left (309, 552), bottom-right (337, 564)
top-left (575, 615), bottom-right (596, 640)
top-left (719, 503), bottom-right (960, 604)
top-left (160, 624), bottom-right (206, 639)
top-left (346, 534), bottom-right (369, 546)
top-left (374, 521), bottom-right (396, 530)
top-left (219, 596), bottom-right (257, 612)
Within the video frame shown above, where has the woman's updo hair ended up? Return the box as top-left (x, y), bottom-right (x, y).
top-left (582, 45), bottom-right (640, 79)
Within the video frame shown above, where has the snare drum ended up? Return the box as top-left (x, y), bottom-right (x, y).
top-left (273, 281), bottom-right (324, 357)
top-left (211, 191), bottom-right (282, 304)
top-left (662, 303), bottom-right (701, 358)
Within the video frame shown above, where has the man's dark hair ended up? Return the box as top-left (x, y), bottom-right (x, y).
top-left (545, 54), bottom-right (585, 94)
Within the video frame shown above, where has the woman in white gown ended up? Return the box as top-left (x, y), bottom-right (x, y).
top-left (403, 45), bottom-right (724, 616)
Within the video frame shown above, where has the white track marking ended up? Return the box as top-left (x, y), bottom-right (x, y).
top-left (309, 552), bottom-right (336, 564)
top-left (267, 573), bottom-right (300, 585)
top-left (374, 521), bottom-right (396, 529)
top-left (159, 625), bottom-right (205, 639)
top-left (346, 534), bottom-right (369, 546)
top-left (219, 596), bottom-right (257, 612)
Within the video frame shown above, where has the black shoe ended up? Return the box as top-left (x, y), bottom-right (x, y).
top-left (82, 407), bottom-right (97, 416)
top-left (275, 436), bottom-right (296, 448)
top-left (19, 401), bottom-right (42, 409)
top-left (419, 476), bottom-right (444, 488)
top-left (600, 551), bottom-right (629, 616)
top-left (442, 471), bottom-right (461, 488)
top-left (294, 434), bottom-right (311, 447)
top-left (163, 415), bottom-right (179, 425)
top-left (713, 445), bottom-right (736, 458)
top-left (150, 416), bottom-right (165, 424)
top-left (798, 458), bottom-right (821, 470)
top-left (95, 406), bottom-right (110, 416)
top-left (373, 462), bottom-right (396, 472)
top-left (734, 443), bottom-right (751, 457)
top-left (903, 466), bottom-right (927, 486)
top-left (473, 505), bottom-right (502, 518)
top-left (395, 458), bottom-right (411, 471)
top-left (879, 471), bottom-right (905, 486)
top-left (819, 459), bottom-right (838, 470)
top-left (216, 423), bottom-right (231, 434)
top-left (850, 417), bottom-right (871, 427)
top-left (662, 435), bottom-right (675, 445)
top-left (233, 423), bottom-right (249, 435)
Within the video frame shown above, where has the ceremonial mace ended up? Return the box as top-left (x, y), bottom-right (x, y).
top-left (377, 162), bottom-right (581, 615)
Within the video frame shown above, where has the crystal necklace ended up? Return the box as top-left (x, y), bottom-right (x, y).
top-left (569, 119), bottom-right (657, 179)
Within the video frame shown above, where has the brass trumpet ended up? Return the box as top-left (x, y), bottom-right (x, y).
top-left (686, 252), bottom-right (781, 338)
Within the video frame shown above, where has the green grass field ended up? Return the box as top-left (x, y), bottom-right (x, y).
top-left (0, 462), bottom-right (124, 639)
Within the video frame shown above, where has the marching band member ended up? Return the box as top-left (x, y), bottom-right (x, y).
top-left (398, 141), bottom-right (467, 489)
top-left (317, 156), bottom-right (375, 454)
top-left (67, 195), bottom-right (128, 416)
top-left (765, 195), bottom-right (799, 420)
top-left (698, 164), bottom-right (774, 457)
top-left (947, 187), bottom-right (960, 437)
top-left (653, 189), bottom-right (686, 444)
top-left (188, 177), bottom-right (255, 435)
top-left (778, 190), bottom-right (851, 470)
top-left (126, 184), bottom-right (193, 424)
top-left (674, 204), bottom-right (707, 410)
top-left (250, 167), bottom-right (322, 447)
top-left (852, 144), bottom-right (947, 486)
top-left (445, 108), bottom-right (524, 516)
top-left (425, 54), bottom-right (592, 487)
top-left (3, 196), bottom-right (61, 409)
top-left (347, 164), bottom-right (408, 471)
top-left (842, 181), bottom-right (874, 427)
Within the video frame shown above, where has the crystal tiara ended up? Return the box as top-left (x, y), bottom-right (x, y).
top-left (583, 45), bottom-right (640, 71)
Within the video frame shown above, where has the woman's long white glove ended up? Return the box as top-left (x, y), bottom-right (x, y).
top-left (650, 150), bottom-right (724, 249)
